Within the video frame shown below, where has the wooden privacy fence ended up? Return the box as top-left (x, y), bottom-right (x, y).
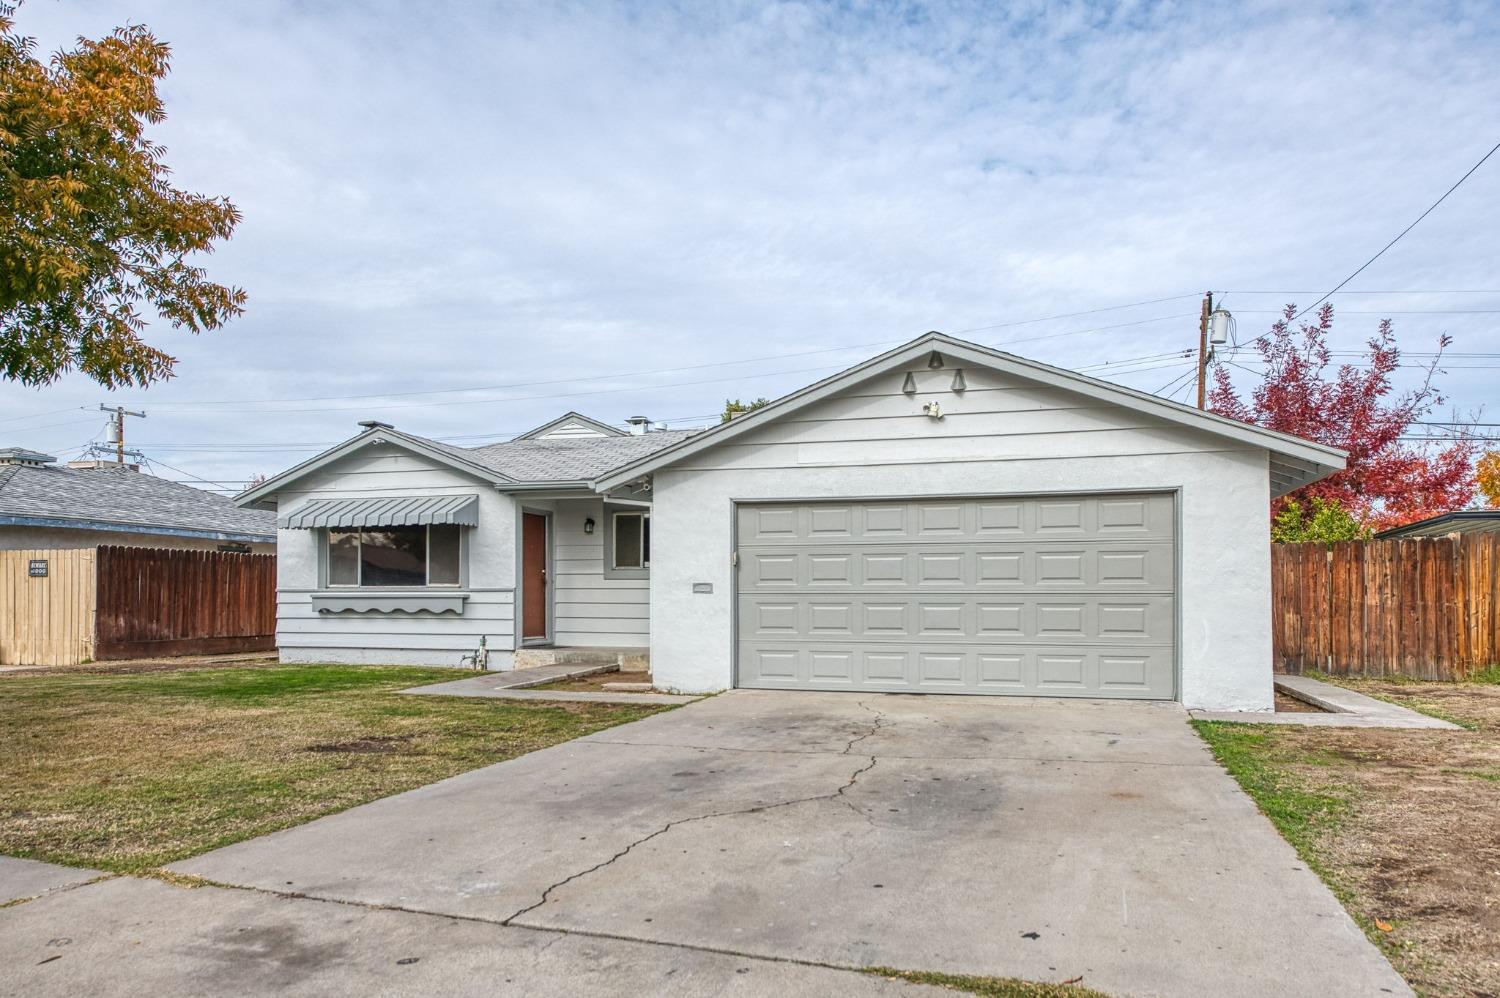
top-left (0, 546), bottom-right (275, 667)
top-left (1272, 534), bottom-right (1500, 680)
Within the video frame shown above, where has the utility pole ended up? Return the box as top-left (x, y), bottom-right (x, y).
top-left (1195, 291), bottom-right (1213, 410)
top-left (98, 404), bottom-right (146, 464)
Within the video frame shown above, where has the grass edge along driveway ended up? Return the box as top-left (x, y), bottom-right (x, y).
top-left (0, 664), bottom-right (668, 874)
top-left (1193, 671), bottom-right (1500, 998)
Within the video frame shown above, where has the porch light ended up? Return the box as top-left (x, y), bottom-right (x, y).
top-left (584, 517), bottom-right (595, 535)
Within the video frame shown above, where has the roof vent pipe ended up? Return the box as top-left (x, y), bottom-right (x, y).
top-left (625, 416), bottom-right (651, 436)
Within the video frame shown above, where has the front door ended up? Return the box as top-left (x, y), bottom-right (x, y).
top-left (522, 512), bottom-right (548, 641)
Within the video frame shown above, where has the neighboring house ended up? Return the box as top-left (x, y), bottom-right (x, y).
top-left (239, 331), bottom-right (1345, 711)
top-left (1376, 510), bottom-right (1500, 539)
top-left (0, 448), bottom-right (276, 552)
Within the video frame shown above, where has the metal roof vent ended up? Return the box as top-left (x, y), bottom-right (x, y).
top-left (625, 416), bottom-right (652, 436)
top-left (0, 448), bottom-right (57, 467)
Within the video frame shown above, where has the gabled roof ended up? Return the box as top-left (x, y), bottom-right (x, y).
top-left (236, 423), bottom-right (699, 507)
top-left (593, 331), bottom-right (1347, 497)
top-left (464, 431), bottom-right (699, 482)
top-left (236, 425), bottom-right (519, 508)
top-left (513, 412), bottom-right (626, 440)
top-left (1376, 510), bottom-right (1500, 539)
top-left (0, 461), bottom-right (276, 542)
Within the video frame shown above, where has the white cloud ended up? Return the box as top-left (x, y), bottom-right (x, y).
top-left (4, 0), bottom-right (1497, 488)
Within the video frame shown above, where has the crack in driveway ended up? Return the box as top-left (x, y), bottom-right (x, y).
top-left (500, 702), bottom-right (887, 926)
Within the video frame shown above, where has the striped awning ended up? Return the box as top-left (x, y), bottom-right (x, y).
top-left (280, 495), bottom-right (479, 529)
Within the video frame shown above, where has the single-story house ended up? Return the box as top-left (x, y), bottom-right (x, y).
top-left (0, 448), bottom-right (276, 552)
top-left (239, 331), bottom-right (1345, 710)
top-left (1375, 509), bottom-right (1500, 539)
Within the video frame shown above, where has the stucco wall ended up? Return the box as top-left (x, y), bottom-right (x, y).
top-left (647, 363), bottom-right (1275, 711)
top-left (271, 442), bottom-right (518, 669)
top-left (0, 525), bottom-right (274, 554)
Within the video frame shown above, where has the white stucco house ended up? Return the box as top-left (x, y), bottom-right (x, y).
top-left (239, 332), bottom-right (1345, 711)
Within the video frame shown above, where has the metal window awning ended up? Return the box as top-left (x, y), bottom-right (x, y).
top-left (280, 495), bottom-right (479, 529)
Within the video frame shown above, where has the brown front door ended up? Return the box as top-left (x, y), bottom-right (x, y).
top-left (522, 512), bottom-right (548, 640)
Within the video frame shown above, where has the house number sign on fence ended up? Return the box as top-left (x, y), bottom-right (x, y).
top-left (28, 559), bottom-right (48, 578)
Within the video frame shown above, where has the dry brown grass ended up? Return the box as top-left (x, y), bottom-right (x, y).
top-left (0, 664), bottom-right (667, 873)
top-left (1199, 678), bottom-right (1500, 997)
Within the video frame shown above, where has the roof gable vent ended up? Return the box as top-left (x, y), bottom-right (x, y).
top-left (0, 448), bottom-right (57, 467)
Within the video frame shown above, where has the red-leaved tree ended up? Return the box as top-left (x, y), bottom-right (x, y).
top-left (1208, 304), bottom-right (1475, 531)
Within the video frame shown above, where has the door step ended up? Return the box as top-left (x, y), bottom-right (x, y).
top-left (513, 647), bottom-right (650, 673)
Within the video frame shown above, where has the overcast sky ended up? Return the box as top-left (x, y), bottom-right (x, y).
top-left (3, 0), bottom-right (1498, 491)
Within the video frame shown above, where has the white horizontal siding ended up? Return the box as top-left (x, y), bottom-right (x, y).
top-left (271, 443), bottom-right (517, 665)
top-left (546, 497), bottom-right (648, 647)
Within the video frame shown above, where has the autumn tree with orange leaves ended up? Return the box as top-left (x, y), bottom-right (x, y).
top-left (1478, 451), bottom-right (1500, 509)
top-left (0, 2), bottom-right (244, 388)
top-left (1208, 305), bottom-right (1475, 532)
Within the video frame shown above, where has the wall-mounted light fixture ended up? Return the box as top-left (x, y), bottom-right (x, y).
top-left (583, 517), bottom-right (596, 535)
top-left (923, 400), bottom-right (943, 419)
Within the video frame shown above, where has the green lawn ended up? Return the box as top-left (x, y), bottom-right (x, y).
top-left (0, 664), bottom-right (667, 873)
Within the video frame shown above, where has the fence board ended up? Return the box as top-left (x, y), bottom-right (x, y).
top-left (1273, 534), bottom-right (1500, 680)
top-left (93, 547), bottom-right (276, 660)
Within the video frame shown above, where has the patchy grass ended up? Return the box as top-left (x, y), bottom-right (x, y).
top-left (0, 664), bottom-right (667, 873)
top-left (1191, 723), bottom-right (1353, 887)
top-left (1468, 664), bottom-right (1500, 686)
top-left (1194, 680), bottom-right (1500, 997)
top-left (865, 968), bottom-right (1108, 997)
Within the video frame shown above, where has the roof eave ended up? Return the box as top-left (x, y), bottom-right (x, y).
top-left (595, 331), bottom-right (1348, 491)
top-left (235, 427), bottom-right (516, 508)
top-left (495, 480), bottom-right (595, 493)
top-left (0, 513), bottom-right (274, 544)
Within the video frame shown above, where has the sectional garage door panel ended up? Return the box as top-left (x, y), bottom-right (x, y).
top-left (735, 494), bottom-right (1176, 699)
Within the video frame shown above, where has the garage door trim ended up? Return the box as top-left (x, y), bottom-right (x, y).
top-left (730, 488), bottom-right (1181, 701)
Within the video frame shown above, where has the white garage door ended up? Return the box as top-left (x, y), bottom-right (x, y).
top-left (735, 493), bottom-right (1176, 699)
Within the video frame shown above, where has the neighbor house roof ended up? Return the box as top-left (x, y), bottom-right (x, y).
top-left (594, 331), bottom-right (1348, 496)
top-left (0, 460), bottom-right (277, 543)
top-left (236, 420), bottom-right (700, 507)
top-left (1375, 510), bottom-right (1500, 539)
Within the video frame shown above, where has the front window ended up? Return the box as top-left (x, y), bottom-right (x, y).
top-left (612, 511), bottom-right (650, 569)
top-left (327, 524), bottom-right (462, 587)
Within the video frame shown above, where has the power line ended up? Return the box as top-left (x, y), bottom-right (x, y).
top-left (1289, 139), bottom-right (1500, 322)
top-left (62, 295), bottom-right (1196, 412)
top-left (1236, 308), bottom-right (1500, 315)
top-left (1225, 289), bottom-right (1500, 295)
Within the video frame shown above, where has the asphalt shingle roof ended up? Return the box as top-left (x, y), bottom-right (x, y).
top-left (455, 429), bottom-right (701, 482)
top-left (0, 462), bottom-right (277, 541)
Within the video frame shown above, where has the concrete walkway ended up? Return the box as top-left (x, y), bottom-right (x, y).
top-left (401, 674), bottom-right (701, 705)
top-left (155, 691), bottom-right (1409, 998)
top-left (0, 856), bottom-right (103, 905)
top-left (1190, 675), bottom-right (1460, 729)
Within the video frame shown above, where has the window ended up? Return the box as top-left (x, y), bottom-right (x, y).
top-left (326, 524), bottom-right (462, 587)
top-left (612, 511), bottom-right (650, 570)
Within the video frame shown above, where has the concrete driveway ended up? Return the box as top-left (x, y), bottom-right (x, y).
top-left (8, 691), bottom-right (1410, 997)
